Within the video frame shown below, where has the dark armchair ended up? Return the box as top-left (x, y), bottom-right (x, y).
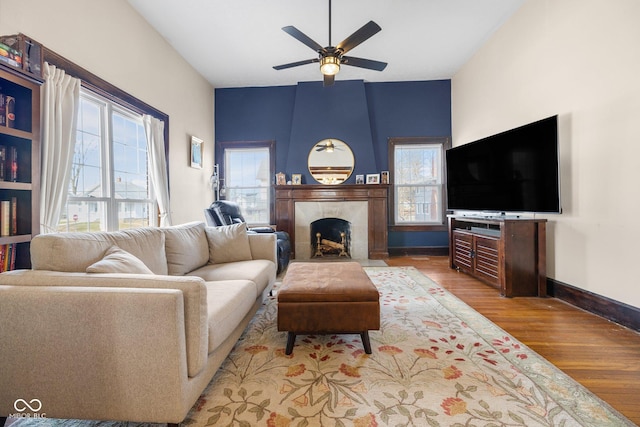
top-left (204, 200), bottom-right (291, 273)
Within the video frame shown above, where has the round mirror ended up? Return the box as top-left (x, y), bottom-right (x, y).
top-left (308, 139), bottom-right (355, 185)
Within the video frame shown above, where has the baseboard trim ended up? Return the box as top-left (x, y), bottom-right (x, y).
top-left (388, 246), bottom-right (449, 257)
top-left (548, 278), bottom-right (640, 332)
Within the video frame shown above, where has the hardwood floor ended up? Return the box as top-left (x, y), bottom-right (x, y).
top-left (386, 255), bottom-right (640, 425)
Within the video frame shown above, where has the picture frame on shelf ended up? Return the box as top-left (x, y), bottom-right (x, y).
top-left (381, 171), bottom-right (389, 184)
top-left (190, 136), bottom-right (203, 169)
top-left (292, 174), bottom-right (302, 185)
top-left (366, 173), bottom-right (380, 184)
top-left (276, 172), bottom-right (286, 185)
top-left (355, 174), bottom-right (364, 184)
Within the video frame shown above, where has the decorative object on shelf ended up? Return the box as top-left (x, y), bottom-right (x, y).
top-left (292, 174), bottom-right (302, 185)
top-left (190, 136), bottom-right (203, 169)
top-left (381, 170), bottom-right (389, 184)
top-left (308, 138), bottom-right (354, 185)
top-left (0, 33), bottom-right (43, 78)
top-left (210, 164), bottom-right (220, 201)
top-left (276, 172), bottom-right (286, 185)
top-left (355, 174), bottom-right (364, 184)
top-left (366, 173), bottom-right (380, 184)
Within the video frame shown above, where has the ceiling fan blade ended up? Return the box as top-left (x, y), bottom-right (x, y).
top-left (323, 73), bottom-right (335, 87)
top-left (341, 56), bottom-right (387, 71)
top-left (282, 26), bottom-right (324, 52)
top-left (336, 21), bottom-right (382, 54)
top-left (273, 58), bottom-right (319, 70)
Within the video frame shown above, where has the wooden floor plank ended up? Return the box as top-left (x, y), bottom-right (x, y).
top-left (386, 255), bottom-right (640, 425)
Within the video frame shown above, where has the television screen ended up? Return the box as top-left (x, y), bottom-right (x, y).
top-left (446, 115), bottom-right (560, 214)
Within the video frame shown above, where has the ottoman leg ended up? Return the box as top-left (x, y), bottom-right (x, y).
top-left (361, 331), bottom-right (372, 354)
top-left (285, 332), bottom-right (296, 355)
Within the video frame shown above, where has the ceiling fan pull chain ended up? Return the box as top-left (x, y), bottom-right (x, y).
top-left (328, 0), bottom-right (332, 47)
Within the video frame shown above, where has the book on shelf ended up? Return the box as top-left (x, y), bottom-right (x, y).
top-left (0, 145), bottom-right (5, 180)
top-left (0, 243), bottom-right (17, 272)
top-left (0, 144), bottom-right (16, 181)
top-left (11, 196), bottom-right (16, 235)
top-left (0, 91), bottom-right (15, 128)
top-left (0, 197), bottom-right (18, 236)
top-left (9, 145), bottom-right (17, 181)
top-left (0, 92), bottom-right (6, 127)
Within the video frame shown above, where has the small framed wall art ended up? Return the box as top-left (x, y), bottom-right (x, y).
top-left (190, 136), bottom-right (203, 169)
top-left (366, 173), bottom-right (380, 184)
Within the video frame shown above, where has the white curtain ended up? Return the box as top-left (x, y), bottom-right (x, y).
top-left (40, 62), bottom-right (81, 234)
top-left (143, 114), bottom-right (172, 226)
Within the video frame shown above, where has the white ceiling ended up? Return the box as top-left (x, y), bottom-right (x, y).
top-left (127, 0), bottom-right (526, 89)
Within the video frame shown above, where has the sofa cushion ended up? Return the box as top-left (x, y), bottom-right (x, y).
top-left (30, 227), bottom-right (168, 275)
top-left (205, 223), bottom-right (252, 264)
top-left (189, 259), bottom-right (276, 298)
top-left (164, 222), bottom-right (209, 276)
top-left (86, 246), bottom-right (154, 274)
top-left (204, 280), bottom-right (257, 353)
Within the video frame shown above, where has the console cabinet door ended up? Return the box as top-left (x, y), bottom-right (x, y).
top-left (452, 230), bottom-right (473, 274)
top-left (473, 235), bottom-right (501, 288)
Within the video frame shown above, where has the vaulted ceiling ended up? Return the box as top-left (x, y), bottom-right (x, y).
top-left (127, 0), bottom-right (525, 88)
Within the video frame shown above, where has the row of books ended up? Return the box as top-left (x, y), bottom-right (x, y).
top-left (0, 41), bottom-right (23, 69)
top-left (0, 145), bottom-right (17, 181)
top-left (0, 91), bottom-right (16, 128)
top-left (0, 197), bottom-right (17, 236)
top-left (0, 243), bottom-right (18, 272)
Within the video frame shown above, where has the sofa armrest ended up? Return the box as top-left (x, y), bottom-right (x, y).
top-left (0, 285), bottom-right (190, 421)
top-left (0, 270), bottom-right (208, 378)
top-left (248, 232), bottom-right (278, 266)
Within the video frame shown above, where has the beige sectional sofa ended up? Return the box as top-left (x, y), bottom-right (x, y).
top-left (0, 221), bottom-right (277, 425)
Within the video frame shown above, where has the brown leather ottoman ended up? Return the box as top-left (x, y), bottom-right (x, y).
top-left (277, 261), bottom-right (380, 354)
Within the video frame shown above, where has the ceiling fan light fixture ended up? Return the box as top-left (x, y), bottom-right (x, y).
top-left (320, 56), bottom-right (340, 76)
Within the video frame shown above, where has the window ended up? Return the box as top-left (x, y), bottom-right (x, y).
top-left (389, 137), bottom-right (450, 228)
top-left (219, 141), bottom-right (275, 225)
top-left (58, 90), bottom-right (155, 232)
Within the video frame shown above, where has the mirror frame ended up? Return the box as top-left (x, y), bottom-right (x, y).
top-left (307, 139), bottom-right (355, 185)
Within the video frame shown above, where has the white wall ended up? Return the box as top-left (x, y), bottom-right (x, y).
top-left (0, 0), bottom-right (215, 225)
top-left (452, 0), bottom-right (640, 308)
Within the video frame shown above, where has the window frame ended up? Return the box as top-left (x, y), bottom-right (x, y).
top-left (388, 136), bottom-right (451, 232)
top-left (62, 89), bottom-right (155, 232)
top-left (42, 46), bottom-right (169, 228)
top-left (217, 140), bottom-right (276, 225)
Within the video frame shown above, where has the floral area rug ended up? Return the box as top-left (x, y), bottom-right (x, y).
top-left (8, 267), bottom-right (634, 427)
top-left (181, 266), bottom-right (633, 427)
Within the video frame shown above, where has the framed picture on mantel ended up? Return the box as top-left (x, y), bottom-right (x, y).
top-left (366, 173), bottom-right (380, 184)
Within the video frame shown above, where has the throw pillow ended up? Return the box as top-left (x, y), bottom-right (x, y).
top-left (86, 245), bottom-right (154, 274)
top-left (205, 223), bottom-right (253, 264)
top-left (163, 222), bottom-right (209, 275)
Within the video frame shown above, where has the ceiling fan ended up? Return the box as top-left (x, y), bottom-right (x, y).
top-left (273, 0), bottom-right (388, 87)
top-left (315, 140), bottom-right (342, 152)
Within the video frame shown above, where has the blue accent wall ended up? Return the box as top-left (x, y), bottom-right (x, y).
top-left (215, 79), bottom-right (451, 249)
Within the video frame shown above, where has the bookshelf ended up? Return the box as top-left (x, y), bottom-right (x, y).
top-left (0, 64), bottom-right (41, 270)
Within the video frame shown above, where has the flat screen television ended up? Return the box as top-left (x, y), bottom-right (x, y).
top-left (446, 115), bottom-right (561, 214)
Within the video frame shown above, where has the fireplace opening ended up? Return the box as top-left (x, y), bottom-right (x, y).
top-left (310, 218), bottom-right (351, 258)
